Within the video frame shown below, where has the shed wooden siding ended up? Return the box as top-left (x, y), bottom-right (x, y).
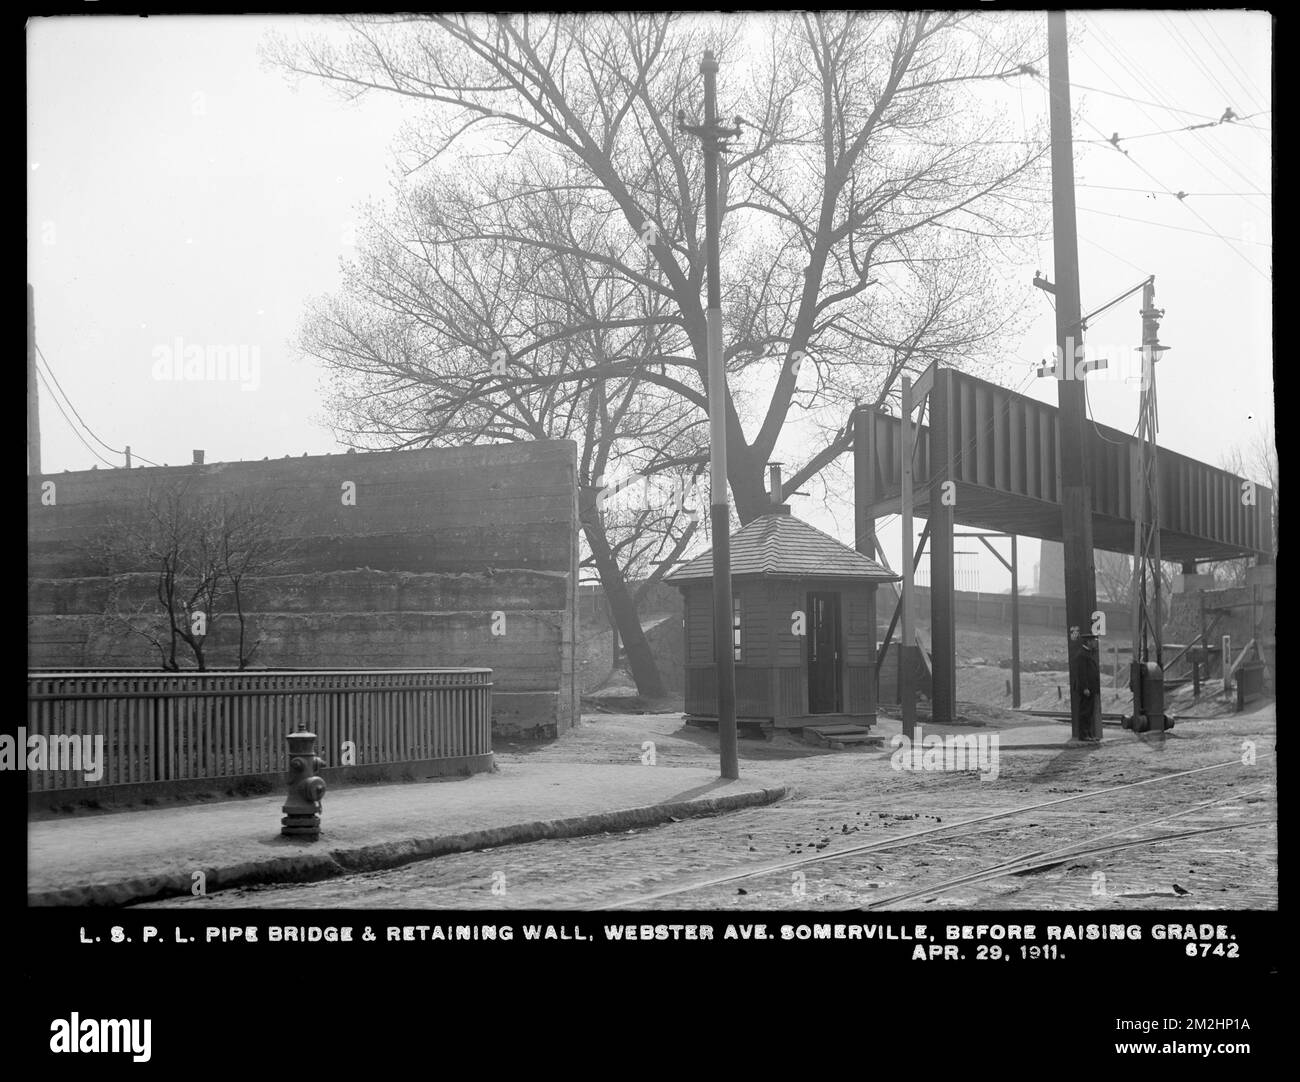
top-left (771, 581), bottom-right (805, 666)
top-left (680, 579), bottom-right (880, 722)
top-left (686, 587), bottom-right (712, 664)
top-left (739, 584), bottom-right (772, 667)
top-left (684, 582), bottom-right (775, 667)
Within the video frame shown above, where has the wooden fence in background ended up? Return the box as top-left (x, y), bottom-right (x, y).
top-left (25, 669), bottom-right (493, 798)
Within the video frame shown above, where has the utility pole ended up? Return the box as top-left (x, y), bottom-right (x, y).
top-left (1128, 278), bottom-right (1169, 731)
top-left (900, 375), bottom-right (916, 740)
top-left (1010, 535), bottom-right (1020, 708)
top-left (1047, 11), bottom-right (1103, 742)
top-left (28, 283), bottom-right (42, 478)
top-left (680, 51), bottom-right (742, 779)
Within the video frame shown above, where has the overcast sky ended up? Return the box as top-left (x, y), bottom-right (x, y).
top-left (27, 12), bottom-right (1271, 589)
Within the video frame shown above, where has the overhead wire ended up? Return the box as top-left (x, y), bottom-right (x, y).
top-left (1080, 17), bottom-right (1270, 203)
top-left (1080, 110), bottom-right (1269, 146)
top-left (1076, 22), bottom-right (1268, 203)
top-left (1035, 37), bottom-right (1271, 282)
top-left (1193, 11), bottom-right (1268, 116)
top-left (1077, 182), bottom-right (1269, 198)
top-left (1060, 80), bottom-right (1220, 121)
top-left (1156, 10), bottom-right (1250, 118)
top-left (35, 367), bottom-right (117, 468)
top-left (804, 17), bottom-right (1268, 565)
top-left (35, 345), bottom-right (163, 467)
top-left (1077, 204), bottom-right (1270, 247)
top-left (1074, 112), bottom-right (1270, 279)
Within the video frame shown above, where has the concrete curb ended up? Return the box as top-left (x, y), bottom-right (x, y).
top-left (28, 783), bottom-right (789, 908)
top-left (871, 741), bottom-right (1098, 756)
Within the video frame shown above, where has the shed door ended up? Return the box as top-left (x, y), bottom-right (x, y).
top-left (806, 591), bottom-right (842, 713)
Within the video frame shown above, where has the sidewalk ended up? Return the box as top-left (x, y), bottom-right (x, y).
top-left (28, 762), bottom-right (786, 907)
top-left (871, 712), bottom-right (1140, 750)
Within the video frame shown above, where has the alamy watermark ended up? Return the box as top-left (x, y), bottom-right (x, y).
top-left (49, 1014), bottom-right (151, 1063)
top-left (151, 337), bottom-right (260, 390)
top-left (890, 723), bottom-right (1000, 781)
top-left (1, 729), bottom-right (104, 781)
top-left (1035, 337), bottom-right (1163, 389)
top-left (596, 471), bottom-right (704, 517)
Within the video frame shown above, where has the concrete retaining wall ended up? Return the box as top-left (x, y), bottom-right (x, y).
top-left (28, 442), bottom-right (580, 739)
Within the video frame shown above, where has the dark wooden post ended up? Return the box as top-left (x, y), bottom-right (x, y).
top-left (929, 368), bottom-right (957, 725)
top-left (1047, 10), bottom-right (1103, 741)
top-left (1011, 535), bottom-right (1021, 707)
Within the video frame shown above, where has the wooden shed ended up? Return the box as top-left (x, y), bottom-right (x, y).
top-left (667, 501), bottom-right (900, 736)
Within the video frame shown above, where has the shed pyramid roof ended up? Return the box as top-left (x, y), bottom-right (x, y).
top-left (667, 509), bottom-right (900, 584)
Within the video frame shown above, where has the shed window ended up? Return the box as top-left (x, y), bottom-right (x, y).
top-left (733, 596), bottom-right (742, 662)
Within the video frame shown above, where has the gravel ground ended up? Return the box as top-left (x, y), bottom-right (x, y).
top-left (140, 699), bottom-right (1276, 911)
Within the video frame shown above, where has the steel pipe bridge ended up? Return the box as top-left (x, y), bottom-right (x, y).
top-left (854, 366), bottom-right (1273, 724)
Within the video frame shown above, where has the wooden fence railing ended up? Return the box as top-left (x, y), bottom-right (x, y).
top-left (25, 669), bottom-right (493, 795)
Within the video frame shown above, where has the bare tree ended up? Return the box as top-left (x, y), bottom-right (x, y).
top-left (302, 190), bottom-right (705, 695)
top-left (218, 492), bottom-right (299, 669)
top-left (1094, 549), bottom-right (1135, 607)
top-left (271, 12), bottom-right (1048, 691)
top-left (270, 12), bottom-right (1046, 507)
top-left (1216, 422), bottom-right (1277, 577)
top-left (88, 484), bottom-right (295, 671)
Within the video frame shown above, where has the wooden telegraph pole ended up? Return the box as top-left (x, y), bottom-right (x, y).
top-left (1047, 11), bottom-right (1103, 741)
top-left (28, 283), bottom-right (42, 478)
top-left (680, 52), bottom-right (742, 779)
top-left (900, 375), bottom-right (916, 739)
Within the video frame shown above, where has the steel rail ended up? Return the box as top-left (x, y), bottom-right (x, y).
top-left (601, 753), bottom-right (1272, 908)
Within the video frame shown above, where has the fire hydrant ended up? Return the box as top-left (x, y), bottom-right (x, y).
top-left (281, 723), bottom-right (327, 839)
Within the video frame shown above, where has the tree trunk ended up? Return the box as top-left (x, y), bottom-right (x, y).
top-left (580, 514), bottom-right (666, 699)
top-left (729, 445), bottom-right (771, 525)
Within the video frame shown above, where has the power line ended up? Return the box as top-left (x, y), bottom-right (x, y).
top-left (36, 345), bottom-right (163, 467)
top-left (35, 347), bottom-right (123, 457)
top-left (1080, 110), bottom-right (1270, 147)
top-left (1078, 31), bottom-right (1262, 198)
top-left (1076, 114), bottom-right (1270, 279)
top-left (1156, 10), bottom-right (1249, 121)
top-left (1191, 12), bottom-right (1268, 116)
top-left (1085, 376), bottom-right (1141, 445)
top-left (35, 367), bottom-right (117, 468)
top-left (1076, 38), bottom-right (1266, 209)
top-left (1077, 20), bottom-right (1269, 202)
top-left (992, 182), bottom-right (1271, 251)
top-left (1077, 182), bottom-right (1270, 199)
top-left (1027, 47), bottom-right (1270, 280)
top-left (1160, 12), bottom-right (1273, 155)
top-left (1064, 79), bottom-right (1221, 121)
top-left (1078, 204), bottom-right (1271, 247)
top-left (1080, 19), bottom-right (1270, 203)
top-left (1079, 234), bottom-right (1152, 278)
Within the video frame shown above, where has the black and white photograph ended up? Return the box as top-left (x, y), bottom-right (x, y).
top-left (23, 7), bottom-right (1277, 1060)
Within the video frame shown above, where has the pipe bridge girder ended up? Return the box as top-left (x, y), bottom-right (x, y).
top-left (852, 368), bottom-right (1271, 731)
top-left (854, 369), bottom-right (1272, 563)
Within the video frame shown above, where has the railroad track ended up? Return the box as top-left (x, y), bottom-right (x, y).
top-left (602, 754), bottom-right (1275, 909)
top-left (861, 782), bottom-right (1274, 909)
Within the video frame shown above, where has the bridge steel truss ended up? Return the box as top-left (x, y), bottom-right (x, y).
top-left (854, 366), bottom-right (1274, 725)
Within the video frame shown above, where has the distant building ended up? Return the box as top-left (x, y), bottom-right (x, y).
top-left (1035, 539), bottom-right (1065, 597)
top-left (668, 504), bottom-right (898, 730)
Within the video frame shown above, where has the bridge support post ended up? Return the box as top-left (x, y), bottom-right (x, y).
top-left (929, 369), bottom-right (957, 725)
top-left (854, 407), bottom-right (878, 562)
top-left (855, 407), bottom-right (882, 707)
